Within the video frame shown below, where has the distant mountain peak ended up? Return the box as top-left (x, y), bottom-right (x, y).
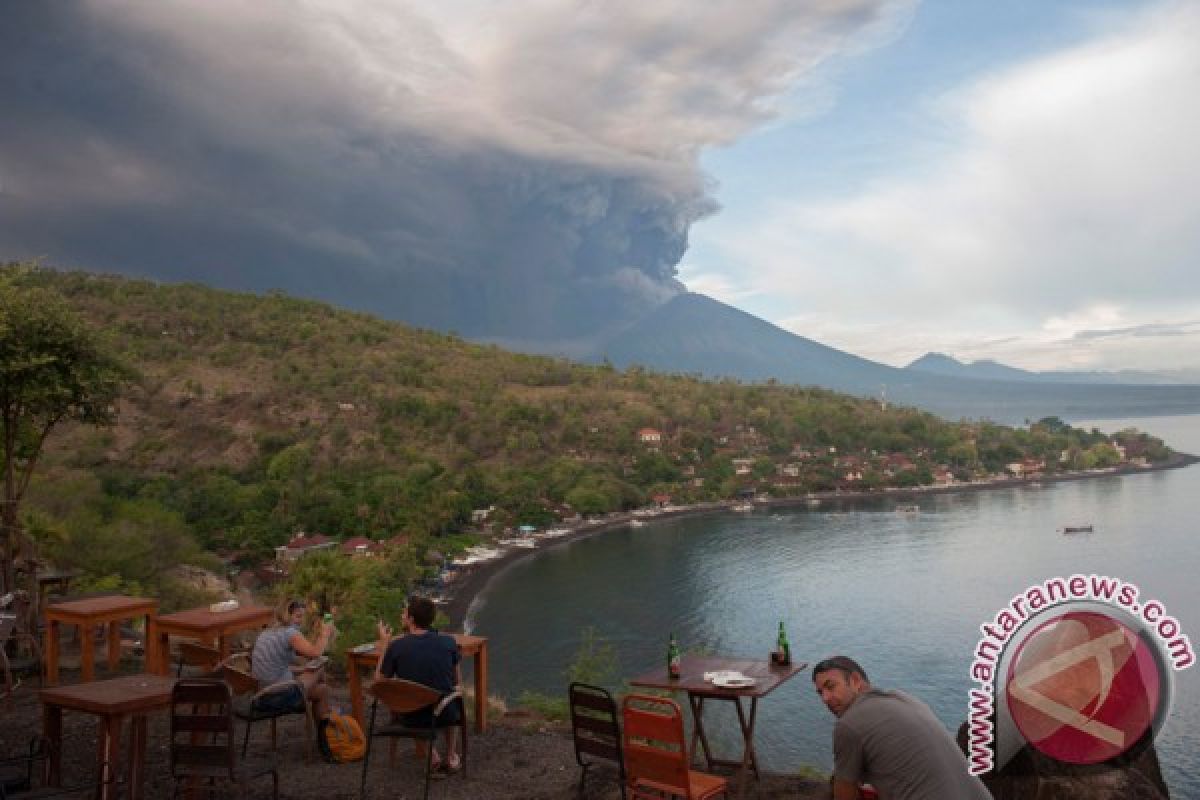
top-left (907, 352), bottom-right (965, 370)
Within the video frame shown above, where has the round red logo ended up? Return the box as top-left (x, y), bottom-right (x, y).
top-left (1005, 611), bottom-right (1161, 764)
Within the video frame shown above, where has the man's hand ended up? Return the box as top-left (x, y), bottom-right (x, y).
top-left (831, 778), bottom-right (860, 800)
top-left (376, 619), bottom-right (393, 642)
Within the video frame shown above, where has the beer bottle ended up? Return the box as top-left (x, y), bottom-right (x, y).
top-left (776, 620), bottom-right (791, 665)
top-left (667, 632), bottom-right (682, 679)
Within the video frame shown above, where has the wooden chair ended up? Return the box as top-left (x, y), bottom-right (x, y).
top-left (621, 694), bottom-right (727, 800)
top-left (169, 678), bottom-right (278, 799)
top-left (569, 682), bottom-right (626, 799)
top-left (359, 678), bottom-right (468, 800)
top-left (175, 642), bottom-right (222, 678)
top-left (219, 665), bottom-right (315, 758)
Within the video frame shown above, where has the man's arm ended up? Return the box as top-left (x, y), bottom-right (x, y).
top-left (831, 720), bottom-right (865, 800)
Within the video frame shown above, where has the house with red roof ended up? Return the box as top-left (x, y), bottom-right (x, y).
top-left (275, 532), bottom-right (336, 564)
top-left (637, 427), bottom-right (663, 444)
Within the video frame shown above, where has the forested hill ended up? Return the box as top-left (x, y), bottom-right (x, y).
top-left (11, 266), bottom-right (1176, 570)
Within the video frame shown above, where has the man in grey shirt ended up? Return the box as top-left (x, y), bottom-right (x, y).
top-left (813, 656), bottom-right (991, 800)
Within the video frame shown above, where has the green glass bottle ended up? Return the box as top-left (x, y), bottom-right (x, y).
top-left (776, 620), bottom-right (791, 665)
top-left (667, 632), bottom-right (682, 679)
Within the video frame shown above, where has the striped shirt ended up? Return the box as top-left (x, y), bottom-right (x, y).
top-left (252, 624), bottom-right (300, 686)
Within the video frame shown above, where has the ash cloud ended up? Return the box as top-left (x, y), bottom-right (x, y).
top-left (0, 1), bottom-right (897, 347)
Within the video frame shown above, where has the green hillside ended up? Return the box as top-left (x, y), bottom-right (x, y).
top-left (4, 265), bottom-right (1175, 604)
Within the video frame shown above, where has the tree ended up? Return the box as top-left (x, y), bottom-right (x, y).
top-left (0, 270), bottom-right (129, 591)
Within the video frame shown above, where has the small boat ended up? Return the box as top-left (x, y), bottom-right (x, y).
top-left (630, 519), bottom-right (646, 528)
top-left (1061, 524), bottom-right (1094, 534)
top-left (731, 503), bottom-right (754, 512)
top-left (806, 498), bottom-right (821, 508)
top-left (896, 504), bottom-right (920, 513)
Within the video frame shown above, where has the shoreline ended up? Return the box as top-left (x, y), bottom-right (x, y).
top-left (443, 452), bottom-right (1198, 629)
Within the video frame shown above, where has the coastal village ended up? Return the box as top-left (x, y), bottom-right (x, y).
top-left (239, 418), bottom-right (1170, 605)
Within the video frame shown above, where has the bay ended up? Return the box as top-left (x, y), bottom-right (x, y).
top-left (469, 414), bottom-right (1200, 795)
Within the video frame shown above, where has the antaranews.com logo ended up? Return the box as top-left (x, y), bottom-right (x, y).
top-left (966, 574), bottom-right (1193, 774)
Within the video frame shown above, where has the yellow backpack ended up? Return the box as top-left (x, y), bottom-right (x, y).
top-left (323, 711), bottom-right (366, 762)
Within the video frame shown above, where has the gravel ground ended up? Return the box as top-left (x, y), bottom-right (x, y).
top-left (1, 670), bottom-right (830, 800)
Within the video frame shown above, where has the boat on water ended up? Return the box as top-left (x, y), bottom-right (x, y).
top-left (629, 519), bottom-right (647, 528)
top-left (805, 497), bottom-right (821, 508)
top-left (1061, 524), bottom-right (1094, 534)
top-left (896, 504), bottom-right (920, 513)
top-left (731, 503), bottom-right (754, 512)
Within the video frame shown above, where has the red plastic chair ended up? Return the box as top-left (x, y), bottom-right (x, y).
top-left (621, 694), bottom-right (727, 800)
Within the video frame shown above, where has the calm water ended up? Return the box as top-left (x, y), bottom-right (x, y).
top-left (469, 415), bottom-right (1200, 795)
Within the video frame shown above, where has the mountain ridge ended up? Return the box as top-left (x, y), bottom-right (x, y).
top-left (596, 294), bottom-right (1200, 423)
top-left (906, 352), bottom-right (1187, 386)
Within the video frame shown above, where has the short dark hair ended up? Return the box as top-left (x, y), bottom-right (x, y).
top-left (286, 599), bottom-right (306, 615)
top-left (812, 655), bottom-right (869, 684)
top-left (407, 595), bottom-right (436, 629)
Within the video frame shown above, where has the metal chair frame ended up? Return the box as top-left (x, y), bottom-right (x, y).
top-left (0, 612), bottom-right (44, 708)
top-left (359, 678), bottom-right (468, 800)
top-left (220, 665), bottom-right (316, 759)
top-left (0, 736), bottom-right (119, 800)
top-left (568, 682), bottom-right (626, 799)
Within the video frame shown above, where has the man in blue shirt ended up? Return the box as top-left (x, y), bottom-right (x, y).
top-left (375, 595), bottom-right (462, 772)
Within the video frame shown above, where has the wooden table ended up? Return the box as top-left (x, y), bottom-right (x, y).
top-left (630, 655), bottom-right (807, 799)
top-left (148, 605), bottom-right (274, 675)
top-left (347, 633), bottom-right (489, 734)
top-left (40, 673), bottom-right (176, 800)
top-left (43, 596), bottom-right (159, 686)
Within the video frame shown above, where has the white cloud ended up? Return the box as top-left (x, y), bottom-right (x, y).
top-left (704, 1), bottom-right (1200, 371)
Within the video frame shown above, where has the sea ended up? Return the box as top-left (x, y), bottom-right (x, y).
top-left (468, 414), bottom-right (1200, 796)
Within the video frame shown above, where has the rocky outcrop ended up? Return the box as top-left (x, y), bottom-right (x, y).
top-left (167, 565), bottom-right (233, 600)
top-left (959, 725), bottom-right (1170, 799)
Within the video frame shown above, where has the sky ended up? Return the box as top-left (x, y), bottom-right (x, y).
top-left (2, 0), bottom-right (1197, 374)
top-left (682, 0), bottom-right (1200, 373)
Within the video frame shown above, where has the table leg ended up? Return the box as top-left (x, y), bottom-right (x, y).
top-left (474, 643), bottom-right (488, 734)
top-left (733, 697), bottom-right (760, 799)
top-left (96, 714), bottom-right (123, 800)
top-left (80, 622), bottom-right (96, 682)
top-left (129, 715), bottom-right (148, 800)
top-left (687, 694), bottom-right (716, 770)
top-left (42, 704), bottom-right (62, 786)
top-left (348, 655), bottom-right (365, 729)
top-left (45, 619), bottom-right (61, 686)
top-left (107, 621), bottom-right (121, 673)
